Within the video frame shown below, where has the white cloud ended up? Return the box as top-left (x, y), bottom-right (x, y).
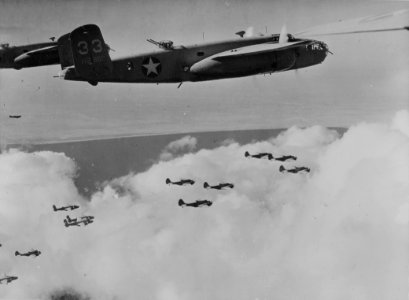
top-left (159, 135), bottom-right (197, 161)
top-left (0, 111), bottom-right (408, 299)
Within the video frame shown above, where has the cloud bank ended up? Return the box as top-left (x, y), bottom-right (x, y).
top-left (0, 111), bottom-right (408, 300)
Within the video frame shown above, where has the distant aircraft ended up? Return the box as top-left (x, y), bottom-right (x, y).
top-left (64, 219), bottom-right (81, 227)
top-left (64, 215), bottom-right (94, 227)
top-left (203, 182), bottom-right (234, 190)
top-left (53, 204), bottom-right (80, 211)
top-left (244, 151), bottom-right (273, 160)
top-left (273, 155), bottom-right (297, 162)
top-left (0, 41), bottom-right (59, 69)
top-left (0, 275), bottom-right (18, 284)
top-left (279, 165), bottom-right (310, 173)
top-left (166, 178), bottom-right (195, 186)
top-left (8, 115), bottom-right (21, 119)
top-left (15, 249), bottom-right (41, 257)
top-left (178, 199), bottom-right (213, 208)
top-left (80, 216), bottom-right (95, 225)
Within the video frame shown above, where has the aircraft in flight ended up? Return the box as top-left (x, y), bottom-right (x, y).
top-left (53, 204), bottom-right (80, 211)
top-left (15, 249), bottom-right (41, 257)
top-left (3, 21), bottom-right (406, 86)
top-left (0, 275), bottom-right (18, 284)
top-left (0, 40), bottom-right (59, 69)
top-left (64, 215), bottom-right (94, 227)
top-left (279, 165), bottom-right (310, 173)
top-left (203, 182), bottom-right (234, 190)
top-left (245, 151), bottom-right (274, 160)
top-left (8, 115), bottom-right (22, 119)
top-left (273, 155), bottom-right (297, 162)
top-left (166, 178), bottom-right (195, 186)
top-left (178, 199), bottom-right (213, 207)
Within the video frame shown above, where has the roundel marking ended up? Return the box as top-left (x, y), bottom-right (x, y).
top-left (141, 56), bottom-right (162, 78)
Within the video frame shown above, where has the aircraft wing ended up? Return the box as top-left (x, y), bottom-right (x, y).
top-left (14, 45), bottom-right (59, 65)
top-left (190, 40), bottom-right (308, 77)
top-left (213, 41), bottom-right (306, 58)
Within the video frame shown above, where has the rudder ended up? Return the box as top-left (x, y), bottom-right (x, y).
top-left (69, 24), bottom-right (113, 83)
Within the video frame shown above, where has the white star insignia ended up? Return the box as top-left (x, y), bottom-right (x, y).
top-left (142, 58), bottom-right (161, 75)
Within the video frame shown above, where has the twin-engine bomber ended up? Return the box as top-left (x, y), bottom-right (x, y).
top-left (1, 23), bottom-right (407, 86)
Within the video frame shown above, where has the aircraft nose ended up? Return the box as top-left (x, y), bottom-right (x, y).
top-left (321, 42), bottom-right (333, 55)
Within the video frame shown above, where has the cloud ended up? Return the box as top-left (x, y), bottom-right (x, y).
top-left (159, 135), bottom-right (197, 161)
top-left (0, 111), bottom-right (408, 299)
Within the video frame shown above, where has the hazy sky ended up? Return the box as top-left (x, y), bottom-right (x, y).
top-left (0, 0), bottom-right (408, 143)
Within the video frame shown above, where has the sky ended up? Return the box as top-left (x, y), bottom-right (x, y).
top-left (0, 0), bottom-right (408, 143)
top-left (0, 110), bottom-right (407, 299)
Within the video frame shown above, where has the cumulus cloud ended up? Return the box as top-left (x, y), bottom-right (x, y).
top-left (0, 111), bottom-right (408, 299)
top-left (159, 135), bottom-right (197, 161)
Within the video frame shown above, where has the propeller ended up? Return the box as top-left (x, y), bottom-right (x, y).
top-left (296, 26), bottom-right (409, 37)
top-left (279, 24), bottom-right (288, 43)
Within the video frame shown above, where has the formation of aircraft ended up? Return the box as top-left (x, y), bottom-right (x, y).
top-left (203, 182), bottom-right (234, 190)
top-left (279, 165), bottom-right (310, 174)
top-left (64, 215), bottom-right (94, 227)
top-left (166, 178), bottom-right (195, 186)
top-left (52, 204), bottom-right (80, 211)
top-left (0, 275), bottom-right (18, 284)
top-left (245, 151), bottom-right (274, 160)
top-left (15, 250), bottom-right (41, 257)
top-left (178, 199), bottom-right (213, 208)
top-left (1, 22), bottom-right (406, 86)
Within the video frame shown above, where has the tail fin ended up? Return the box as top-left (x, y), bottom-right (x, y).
top-left (178, 199), bottom-right (185, 207)
top-left (68, 24), bottom-right (113, 83)
top-left (203, 182), bottom-right (209, 189)
top-left (166, 178), bottom-right (171, 184)
top-left (244, 151), bottom-right (250, 157)
top-left (52, 205), bottom-right (57, 211)
top-left (14, 251), bottom-right (19, 256)
top-left (279, 165), bottom-right (285, 172)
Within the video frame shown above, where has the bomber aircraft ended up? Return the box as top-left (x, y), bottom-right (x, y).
top-left (245, 151), bottom-right (274, 160)
top-left (279, 165), bottom-right (310, 174)
top-left (15, 249), bottom-right (41, 257)
top-left (178, 199), bottom-right (213, 208)
top-left (53, 204), bottom-right (80, 211)
top-left (0, 275), bottom-right (18, 284)
top-left (2, 20), bottom-right (407, 85)
top-left (203, 182), bottom-right (234, 190)
top-left (166, 178), bottom-right (195, 186)
top-left (273, 155), bottom-right (297, 162)
top-left (54, 23), bottom-right (408, 86)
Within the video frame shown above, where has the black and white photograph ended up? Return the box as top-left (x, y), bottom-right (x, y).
top-left (0, 0), bottom-right (408, 299)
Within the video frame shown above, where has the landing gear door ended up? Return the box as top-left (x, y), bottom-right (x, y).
top-left (69, 24), bottom-right (113, 81)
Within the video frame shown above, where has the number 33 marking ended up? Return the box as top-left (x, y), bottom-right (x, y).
top-left (77, 39), bottom-right (103, 55)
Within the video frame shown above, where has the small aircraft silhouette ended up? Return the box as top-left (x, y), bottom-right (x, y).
top-left (244, 151), bottom-right (274, 160)
top-left (8, 115), bottom-right (21, 119)
top-left (0, 275), bottom-right (18, 284)
top-left (53, 204), bottom-right (80, 211)
top-left (203, 182), bottom-right (234, 190)
top-left (279, 165), bottom-right (310, 173)
top-left (64, 215), bottom-right (94, 227)
top-left (166, 178), bottom-right (195, 186)
top-left (15, 249), bottom-right (41, 257)
top-left (178, 199), bottom-right (213, 208)
top-left (273, 155), bottom-right (297, 162)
